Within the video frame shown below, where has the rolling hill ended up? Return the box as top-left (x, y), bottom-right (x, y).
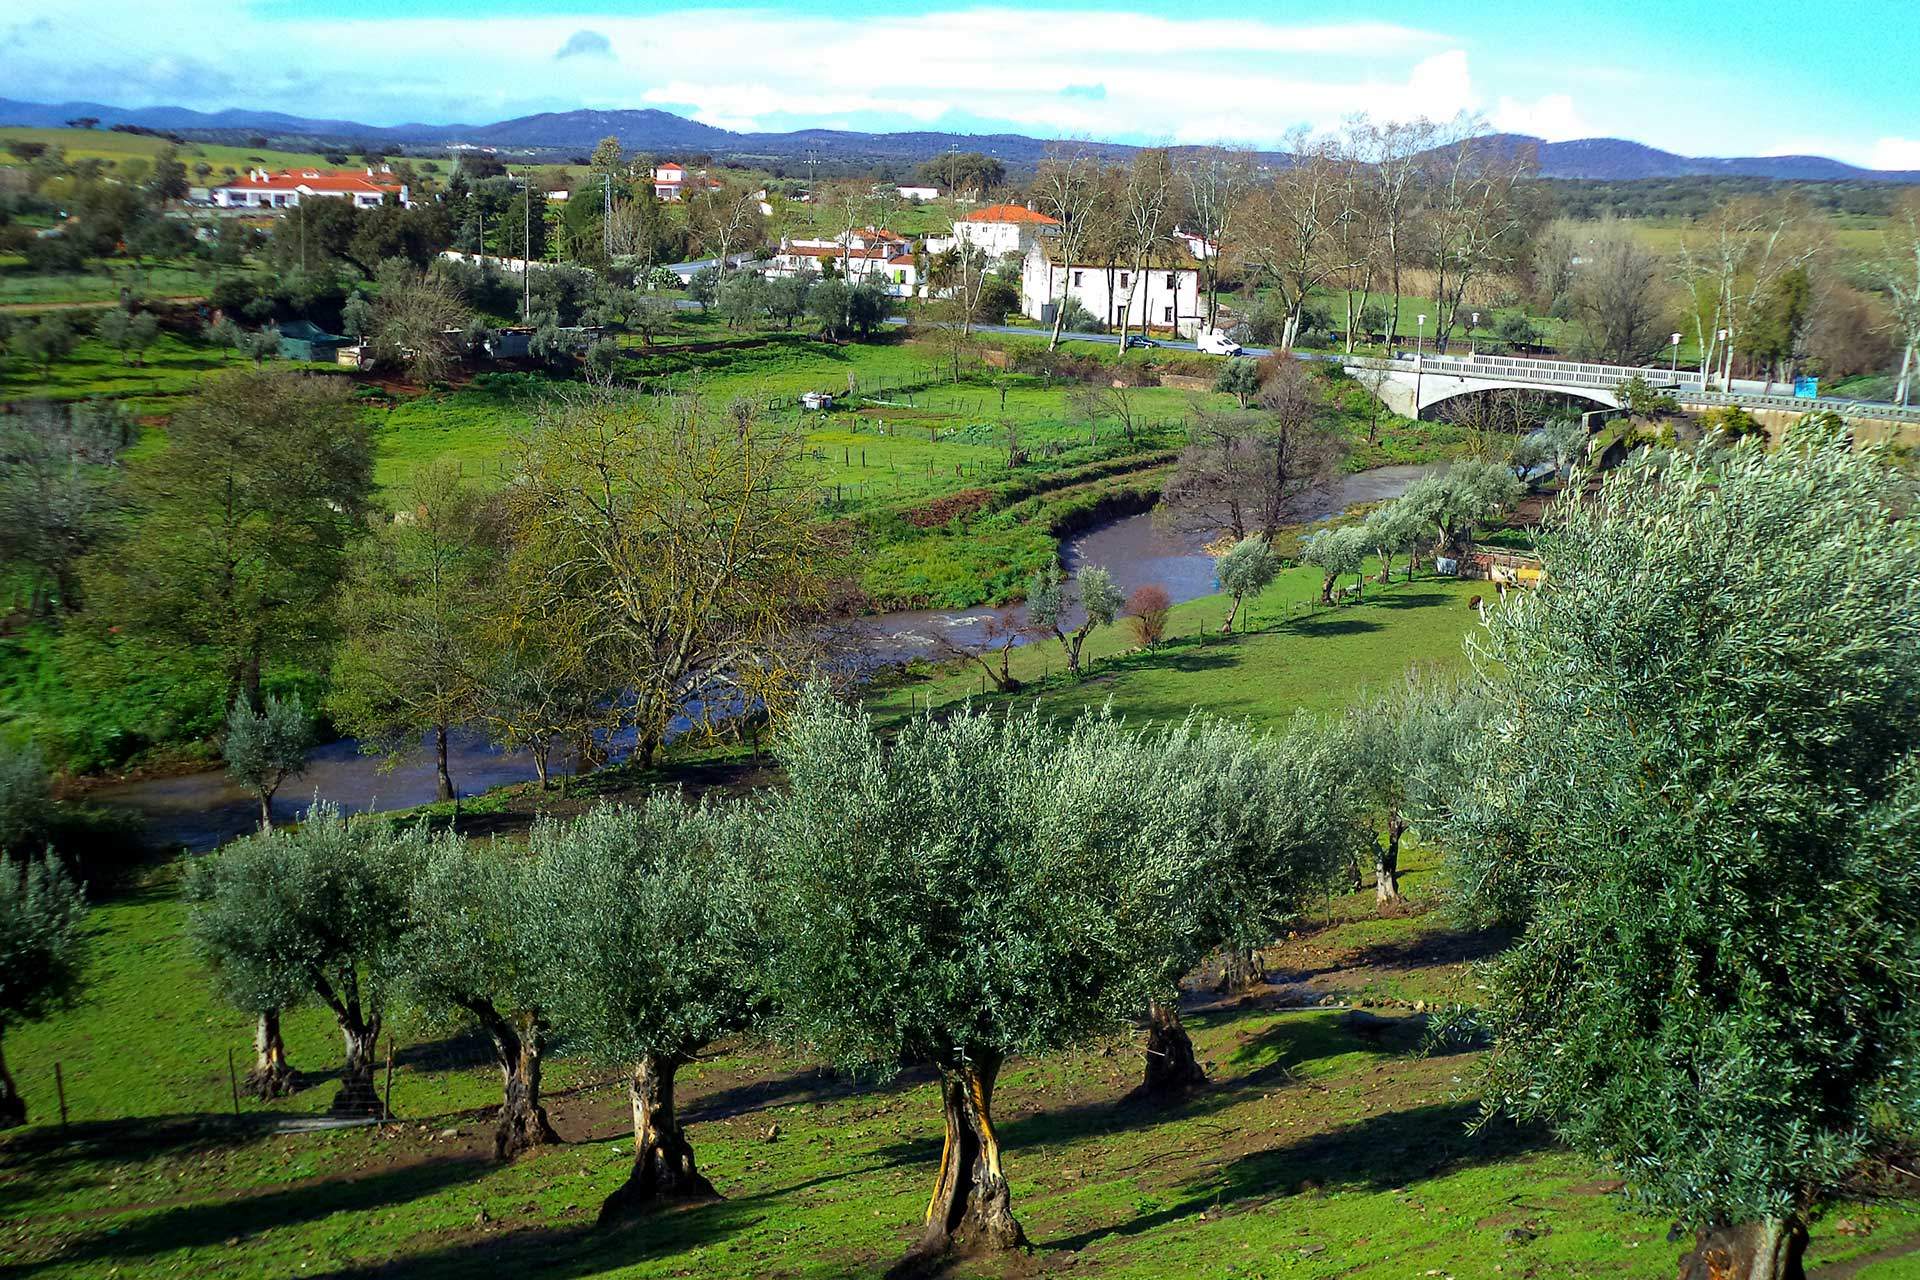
top-left (1, 96), bottom-right (1914, 183)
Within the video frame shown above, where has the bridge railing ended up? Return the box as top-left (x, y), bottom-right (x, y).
top-left (1345, 353), bottom-right (1920, 424)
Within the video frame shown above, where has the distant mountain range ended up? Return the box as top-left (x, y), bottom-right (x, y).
top-left (3, 96), bottom-right (1916, 184)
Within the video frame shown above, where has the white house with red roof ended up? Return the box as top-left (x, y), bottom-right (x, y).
top-left (211, 166), bottom-right (409, 210)
top-left (652, 163), bottom-right (724, 202)
top-left (768, 239), bottom-right (921, 297)
top-left (926, 202), bottom-right (1060, 260)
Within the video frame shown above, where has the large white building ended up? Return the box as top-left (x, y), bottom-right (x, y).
top-left (211, 166), bottom-right (410, 210)
top-left (925, 202), bottom-right (1060, 260)
top-left (1019, 246), bottom-right (1202, 336)
top-left (651, 162), bottom-right (723, 202)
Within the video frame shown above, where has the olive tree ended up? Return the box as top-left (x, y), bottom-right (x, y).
top-left (187, 804), bottom-right (419, 1115)
top-left (1442, 429), bottom-right (1920, 1280)
top-left (1299, 524), bottom-right (1368, 604)
top-left (1131, 713), bottom-right (1359, 1097)
top-left (1024, 562), bottom-right (1123, 677)
top-left (1342, 674), bottom-right (1483, 907)
top-left (1360, 499), bottom-right (1423, 583)
top-left (521, 798), bottom-right (760, 1222)
top-left (222, 691), bottom-right (314, 831)
top-left (0, 854), bottom-right (88, 1128)
top-left (397, 832), bottom-right (561, 1160)
top-left (1212, 535), bottom-right (1277, 633)
top-left (759, 689), bottom-right (1183, 1272)
top-left (1397, 460), bottom-right (1523, 560)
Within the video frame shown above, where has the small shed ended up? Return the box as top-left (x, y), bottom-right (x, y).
top-left (278, 319), bottom-right (351, 363)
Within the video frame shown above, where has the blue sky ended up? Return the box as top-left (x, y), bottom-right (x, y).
top-left (6, 0), bottom-right (1918, 167)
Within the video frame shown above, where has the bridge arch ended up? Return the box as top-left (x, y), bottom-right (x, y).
top-left (1417, 378), bottom-right (1618, 418)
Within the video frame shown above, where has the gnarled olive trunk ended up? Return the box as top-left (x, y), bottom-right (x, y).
top-left (434, 723), bottom-right (455, 803)
top-left (1142, 1000), bottom-right (1205, 1100)
top-left (248, 1009), bottom-right (299, 1099)
top-left (1376, 812), bottom-right (1406, 906)
top-left (1677, 1217), bottom-right (1806, 1280)
top-left (1215, 945), bottom-right (1263, 992)
top-left (330, 1014), bottom-right (384, 1117)
top-left (598, 1054), bottom-right (714, 1224)
top-left (0, 1031), bottom-right (24, 1129)
top-left (892, 1051), bottom-right (1025, 1277)
top-left (480, 1006), bottom-right (560, 1161)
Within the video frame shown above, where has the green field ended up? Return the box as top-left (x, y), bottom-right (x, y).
top-left (0, 126), bottom-right (455, 183)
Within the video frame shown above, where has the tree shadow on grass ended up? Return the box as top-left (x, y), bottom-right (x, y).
top-left (866, 1011), bottom-right (1415, 1172)
top-left (284, 1167), bottom-right (892, 1280)
top-left (0, 1115), bottom-right (251, 1218)
top-left (1047, 1101), bottom-right (1548, 1253)
top-left (1266, 924), bottom-right (1517, 986)
top-left (8, 1153), bottom-right (493, 1276)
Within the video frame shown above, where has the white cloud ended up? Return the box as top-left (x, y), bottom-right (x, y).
top-left (1490, 93), bottom-right (1593, 142)
top-left (0, 2), bottom-right (1482, 144)
top-left (1868, 137), bottom-right (1920, 171)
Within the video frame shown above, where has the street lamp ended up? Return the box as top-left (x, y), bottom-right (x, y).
top-left (1669, 332), bottom-right (1681, 384)
top-left (1414, 313), bottom-right (1428, 417)
top-left (1716, 328), bottom-right (1730, 391)
top-left (1469, 312), bottom-right (1480, 358)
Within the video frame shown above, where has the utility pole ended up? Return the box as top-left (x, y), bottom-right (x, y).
top-left (603, 170), bottom-right (613, 261)
top-left (522, 167), bottom-right (531, 322)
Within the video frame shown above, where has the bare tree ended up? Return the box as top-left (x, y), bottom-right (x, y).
top-left (1674, 195), bottom-right (1824, 389)
top-left (1569, 219), bottom-right (1676, 365)
top-left (1329, 121), bottom-right (1383, 352)
top-left (1113, 148), bottom-right (1176, 352)
top-left (1239, 128), bottom-right (1341, 351)
top-left (1866, 190), bottom-right (1920, 406)
top-left (1418, 121), bottom-right (1538, 351)
top-left (684, 177), bottom-right (766, 275)
top-left (1160, 357), bottom-right (1345, 541)
top-left (1176, 149), bottom-right (1254, 329)
top-left (1031, 148), bottom-right (1108, 350)
top-left (1360, 116), bottom-right (1438, 351)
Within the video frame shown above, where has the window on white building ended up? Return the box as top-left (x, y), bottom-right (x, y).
top-left (1119, 272), bottom-right (1130, 289)
top-left (1072, 270), bottom-right (1083, 287)
top-left (1166, 273), bottom-right (1178, 289)
top-left (1163, 306), bottom-right (1173, 323)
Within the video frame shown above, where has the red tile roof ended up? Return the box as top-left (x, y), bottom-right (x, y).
top-left (221, 168), bottom-right (403, 195)
top-left (962, 203), bottom-right (1060, 225)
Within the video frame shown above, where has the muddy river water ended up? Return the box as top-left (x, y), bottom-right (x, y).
top-left (87, 464), bottom-right (1442, 851)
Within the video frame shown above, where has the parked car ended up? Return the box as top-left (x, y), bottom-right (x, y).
top-left (1195, 329), bottom-right (1243, 356)
top-left (1123, 335), bottom-right (1159, 350)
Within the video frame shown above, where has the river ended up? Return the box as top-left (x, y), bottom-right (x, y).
top-left (87, 463), bottom-right (1442, 851)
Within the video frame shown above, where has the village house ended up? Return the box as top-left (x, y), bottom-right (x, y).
top-left (924, 202), bottom-right (1059, 259)
top-left (1019, 246), bottom-right (1202, 336)
top-left (211, 166), bottom-right (410, 210)
top-left (767, 236), bottom-right (922, 297)
top-left (895, 184), bottom-right (940, 201)
top-left (651, 162), bottom-right (724, 202)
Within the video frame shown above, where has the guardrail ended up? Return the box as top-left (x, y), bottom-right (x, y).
top-left (1343, 354), bottom-right (1920, 425)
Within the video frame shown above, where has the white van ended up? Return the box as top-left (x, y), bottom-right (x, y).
top-left (1196, 329), bottom-right (1244, 356)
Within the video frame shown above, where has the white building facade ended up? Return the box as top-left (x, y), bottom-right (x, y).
top-left (925, 202), bottom-right (1060, 260)
top-left (1019, 247), bottom-right (1202, 336)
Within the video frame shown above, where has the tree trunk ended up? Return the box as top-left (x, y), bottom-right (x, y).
top-left (892, 1052), bottom-right (1025, 1277)
top-left (598, 1054), bottom-right (715, 1224)
top-left (248, 1009), bottom-right (298, 1099)
top-left (330, 1014), bottom-right (384, 1117)
top-left (488, 1010), bottom-right (561, 1161)
top-left (1376, 814), bottom-right (1405, 906)
top-left (1319, 572), bottom-right (1337, 605)
top-left (1142, 1000), bottom-right (1206, 1099)
top-left (1216, 946), bottom-right (1263, 992)
top-left (1677, 1217), bottom-right (1806, 1280)
top-left (256, 790), bottom-right (274, 832)
top-left (532, 744), bottom-right (551, 792)
top-left (1220, 594), bottom-right (1242, 634)
top-left (0, 1032), bottom-right (24, 1129)
top-left (434, 723), bottom-right (454, 803)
